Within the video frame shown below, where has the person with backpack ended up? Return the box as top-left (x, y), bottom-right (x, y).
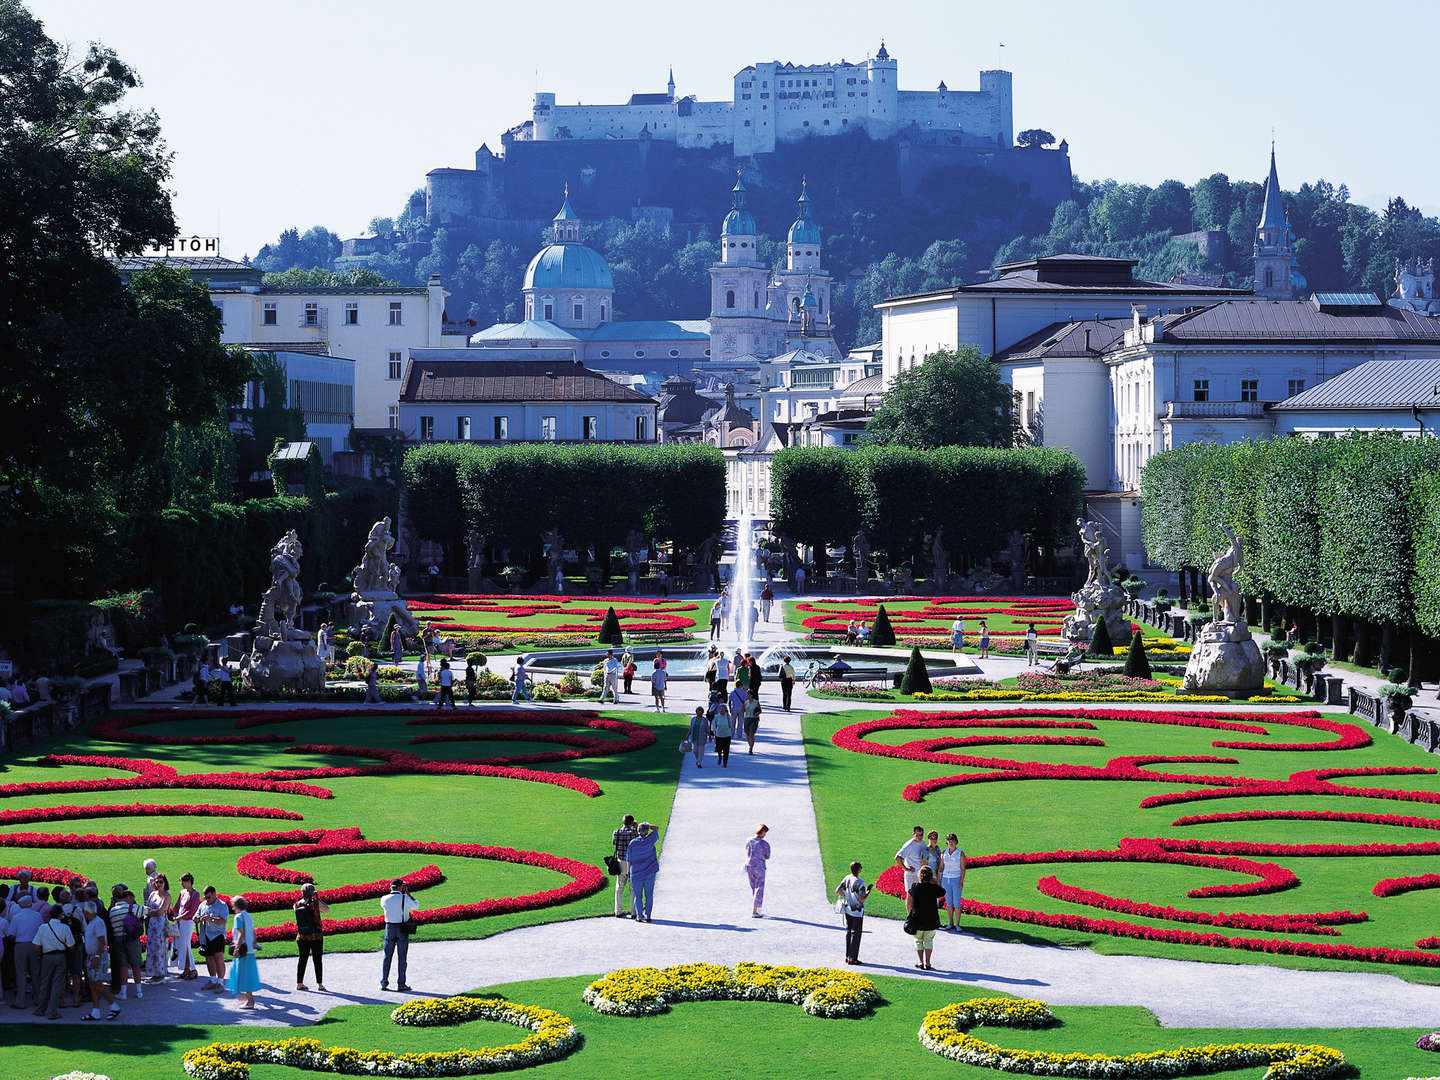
top-left (53, 888), bottom-right (86, 1009)
top-left (293, 882), bottom-right (329, 991)
top-left (835, 861), bottom-right (870, 965)
top-left (107, 886), bottom-right (144, 1000)
top-left (195, 886), bottom-right (229, 991)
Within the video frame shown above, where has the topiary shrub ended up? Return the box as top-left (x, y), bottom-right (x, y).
top-left (382, 612), bottom-right (399, 647)
top-left (1123, 630), bottom-right (1151, 679)
top-left (899, 645), bottom-right (931, 694)
top-left (346, 641), bottom-right (367, 658)
top-left (1088, 618), bottom-right (1115, 657)
top-left (870, 605), bottom-right (896, 648)
top-left (466, 651), bottom-right (487, 668)
top-left (597, 607), bottom-right (623, 645)
top-left (1387, 667), bottom-right (1408, 684)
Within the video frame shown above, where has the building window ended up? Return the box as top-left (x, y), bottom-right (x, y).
top-left (668, 348), bottom-right (679, 357)
top-left (1240, 378), bottom-right (1259, 402)
top-left (388, 301), bottom-right (403, 326)
top-left (1288, 378), bottom-right (1306, 397)
top-left (494, 416), bottom-right (509, 440)
top-left (388, 352), bottom-right (403, 380)
top-left (454, 415), bottom-right (470, 440)
top-left (753, 290), bottom-right (759, 307)
top-left (541, 415), bottom-right (557, 440)
top-left (419, 416), bottom-right (434, 441)
top-left (526, 299), bottom-right (534, 319)
top-left (262, 302), bottom-right (277, 325)
top-left (792, 297), bottom-right (800, 312)
top-left (636, 416), bottom-right (648, 441)
top-left (573, 303), bottom-right (583, 321)
top-left (1264, 268), bottom-right (1274, 288)
top-left (303, 302), bottom-right (319, 327)
top-left (726, 289), bottom-right (735, 309)
top-left (583, 415), bottom-right (598, 440)
top-left (634, 349), bottom-right (645, 358)
top-left (1025, 391), bottom-right (1035, 427)
top-left (1193, 379), bottom-right (1209, 402)
top-left (344, 302), bottom-right (358, 325)
top-left (543, 302), bottom-right (553, 320)
top-left (600, 304), bottom-right (606, 321)
top-left (387, 405), bottom-right (398, 429)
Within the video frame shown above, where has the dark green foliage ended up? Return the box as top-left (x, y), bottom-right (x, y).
top-left (23, 601), bottom-right (96, 671)
top-left (1088, 617), bottom-right (1115, 657)
top-left (382, 612), bottom-right (398, 648)
top-left (870, 605), bottom-right (896, 648)
top-left (769, 448), bottom-right (866, 570)
top-left (862, 346), bottom-right (1015, 448)
top-left (92, 590), bottom-right (163, 651)
top-left (1387, 667), bottom-right (1407, 684)
top-left (269, 438), bottom-right (323, 500)
top-left (466, 651), bottom-right (487, 667)
top-left (597, 607), bottom-right (623, 646)
top-left (346, 641), bottom-right (367, 658)
top-left (1123, 631), bottom-right (1151, 679)
top-left (900, 646), bottom-right (931, 694)
top-left (1410, 470), bottom-right (1440, 637)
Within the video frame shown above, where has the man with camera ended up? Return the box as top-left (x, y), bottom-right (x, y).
top-left (379, 879), bottom-right (418, 992)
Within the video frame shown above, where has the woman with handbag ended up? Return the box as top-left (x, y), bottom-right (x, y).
top-left (685, 706), bottom-right (707, 768)
top-left (224, 896), bottom-right (260, 1009)
top-left (293, 882), bottom-right (330, 991)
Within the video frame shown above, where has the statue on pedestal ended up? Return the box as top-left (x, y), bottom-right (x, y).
top-left (853, 527), bottom-right (871, 583)
top-left (1007, 529), bottom-right (1030, 590)
top-left (930, 527), bottom-right (950, 587)
top-left (349, 517), bottom-right (419, 640)
top-left (1183, 525), bottom-right (1264, 694)
top-left (1062, 518), bottom-right (1130, 644)
top-left (240, 530), bottom-right (325, 693)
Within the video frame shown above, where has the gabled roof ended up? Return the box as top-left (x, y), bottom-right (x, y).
top-left (1153, 299), bottom-right (1440, 344)
top-left (992, 318), bottom-right (1129, 362)
top-left (400, 358), bottom-right (656, 405)
top-left (1271, 357), bottom-right (1440, 410)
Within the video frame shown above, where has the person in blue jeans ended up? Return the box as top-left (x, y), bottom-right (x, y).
top-left (625, 822), bottom-right (661, 922)
top-left (379, 880), bottom-right (418, 991)
top-left (511, 658), bottom-right (532, 704)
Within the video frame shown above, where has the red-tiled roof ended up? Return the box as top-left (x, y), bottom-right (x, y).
top-left (400, 359), bottom-right (656, 404)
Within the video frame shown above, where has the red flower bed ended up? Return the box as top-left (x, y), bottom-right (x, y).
top-left (1372, 873), bottom-right (1440, 898)
top-left (1171, 808), bottom-right (1440, 831)
top-left (406, 594), bottom-right (700, 633)
top-left (407, 714), bottom-right (655, 766)
top-left (1417, 937), bottom-right (1440, 950)
top-left (796, 596), bottom-right (1073, 637)
top-left (0, 802), bottom-right (304, 826)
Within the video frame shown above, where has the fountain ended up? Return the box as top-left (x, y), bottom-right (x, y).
top-left (730, 513), bottom-right (758, 652)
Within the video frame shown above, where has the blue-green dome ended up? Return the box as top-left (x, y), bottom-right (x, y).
top-left (523, 243), bottom-right (614, 291)
top-left (722, 208), bottom-right (757, 235)
top-left (788, 218), bottom-right (822, 244)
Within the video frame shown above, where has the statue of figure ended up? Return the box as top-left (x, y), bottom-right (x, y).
top-left (1077, 518), bottom-right (1112, 587)
top-left (930, 528), bottom-right (949, 584)
top-left (466, 530), bottom-right (487, 572)
top-left (1007, 529), bottom-right (1030, 587)
top-left (853, 527), bottom-right (871, 581)
top-left (697, 533), bottom-right (717, 570)
top-left (257, 530), bottom-right (304, 640)
top-left (1208, 524), bottom-right (1245, 626)
top-left (352, 517), bottom-right (399, 596)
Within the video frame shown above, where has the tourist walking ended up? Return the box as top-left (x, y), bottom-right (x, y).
top-left (711, 700), bottom-right (734, 767)
top-left (216, 662), bottom-right (235, 704)
top-left (978, 620), bottom-right (991, 659)
top-left (734, 650), bottom-right (750, 693)
top-left (622, 652), bottom-right (636, 694)
top-left (1025, 623), bottom-right (1039, 666)
top-left (600, 649), bottom-right (621, 703)
top-left (743, 688), bottom-right (762, 755)
top-left (193, 660), bottom-right (208, 703)
top-left (759, 584), bottom-right (774, 622)
top-left (686, 707), bottom-right (707, 767)
top-left (908, 866), bottom-right (946, 970)
top-left (625, 823), bottom-right (661, 922)
top-left (951, 616), bottom-right (965, 654)
top-left (745, 825), bottom-right (770, 917)
top-left (172, 873), bottom-right (202, 980)
top-left (391, 625), bottom-right (404, 665)
top-left (465, 658), bottom-right (479, 705)
top-left (195, 886), bottom-right (228, 991)
top-left (794, 565), bottom-right (806, 594)
top-left (364, 663), bottom-right (382, 703)
top-left (610, 814), bottom-right (639, 917)
top-left (778, 655), bottom-right (795, 712)
top-left (555, 566), bottom-right (565, 594)
top-left (748, 654), bottom-right (764, 700)
top-left (836, 861), bottom-right (869, 965)
top-left (713, 649), bottom-right (731, 695)
top-left (709, 603), bottom-right (722, 640)
top-left (435, 658), bottom-right (456, 709)
top-left (379, 879), bottom-right (418, 992)
top-left (293, 882), bottom-right (329, 991)
top-left (511, 657), bottom-right (532, 704)
top-left (650, 663), bottom-right (668, 711)
top-left (106, 886), bottom-right (143, 1001)
top-left (414, 655), bottom-right (428, 697)
top-left (144, 873), bottom-right (171, 981)
top-left (940, 833), bottom-right (966, 931)
top-left (81, 903), bottom-right (119, 1020)
top-left (32, 904), bottom-right (76, 1019)
top-left (225, 896), bottom-right (260, 1008)
top-left (895, 826), bottom-right (928, 913)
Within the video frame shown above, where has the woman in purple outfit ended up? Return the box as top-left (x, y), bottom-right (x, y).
top-left (745, 824), bottom-right (771, 918)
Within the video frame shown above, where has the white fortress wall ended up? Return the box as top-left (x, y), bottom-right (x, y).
top-left (676, 100), bottom-right (734, 149)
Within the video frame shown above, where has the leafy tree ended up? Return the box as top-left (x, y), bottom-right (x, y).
top-left (261, 266), bottom-right (400, 289)
top-left (1016, 129), bottom-right (1056, 148)
top-left (1190, 173), bottom-right (1232, 231)
top-left (900, 645), bottom-right (931, 694)
top-left (769, 447), bottom-right (865, 576)
top-left (862, 346), bottom-right (1013, 448)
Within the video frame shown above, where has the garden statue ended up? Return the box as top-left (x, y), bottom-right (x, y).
top-left (853, 527), bottom-right (871, 583)
top-left (240, 530), bottom-right (325, 693)
top-left (930, 528), bottom-right (950, 586)
top-left (542, 528), bottom-right (563, 591)
top-left (626, 528), bottom-right (647, 593)
top-left (1062, 519), bottom-right (1130, 645)
top-left (466, 529), bottom-right (489, 592)
top-left (1183, 525), bottom-right (1263, 694)
top-left (1007, 529), bottom-right (1030, 589)
top-left (349, 517), bottom-right (419, 641)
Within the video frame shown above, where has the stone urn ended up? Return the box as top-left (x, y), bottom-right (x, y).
top-left (1182, 619), bottom-right (1264, 696)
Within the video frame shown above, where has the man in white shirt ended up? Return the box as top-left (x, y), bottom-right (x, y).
top-left (895, 826), bottom-right (929, 913)
top-left (600, 650), bottom-right (621, 704)
top-left (1024, 623), bottom-right (1039, 666)
top-left (379, 879), bottom-right (418, 992)
top-left (435, 658), bottom-right (456, 710)
top-left (9, 895), bottom-right (43, 1008)
top-left (215, 663), bottom-right (235, 705)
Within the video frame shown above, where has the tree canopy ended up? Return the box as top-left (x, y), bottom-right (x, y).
top-left (862, 346), bottom-right (1014, 449)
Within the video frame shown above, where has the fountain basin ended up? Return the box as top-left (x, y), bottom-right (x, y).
top-left (520, 645), bottom-right (981, 682)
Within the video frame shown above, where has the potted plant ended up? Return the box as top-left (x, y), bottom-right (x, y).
top-left (1261, 642), bottom-right (1289, 680)
top-left (1378, 678), bottom-right (1417, 731)
top-left (499, 565), bottom-right (527, 592)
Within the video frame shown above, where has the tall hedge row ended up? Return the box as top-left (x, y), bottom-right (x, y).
top-left (401, 443), bottom-right (727, 563)
top-left (769, 444), bottom-right (1085, 566)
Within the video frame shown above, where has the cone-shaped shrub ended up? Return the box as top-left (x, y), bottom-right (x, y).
top-left (382, 612), bottom-right (398, 649)
top-left (598, 606), bottom-right (624, 645)
top-left (1088, 617), bottom-right (1115, 657)
top-left (1123, 629), bottom-right (1151, 678)
top-left (900, 645), bottom-right (931, 694)
top-left (871, 604), bottom-right (896, 647)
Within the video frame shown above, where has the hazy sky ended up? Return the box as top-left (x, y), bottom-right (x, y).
top-left (27, 0), bottom-right (1437, 259)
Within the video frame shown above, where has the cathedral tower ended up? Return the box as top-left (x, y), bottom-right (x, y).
top-left (709, 172), bottom-right (777, 361)
top-left (1253, 145), bottom-right (1295, 300)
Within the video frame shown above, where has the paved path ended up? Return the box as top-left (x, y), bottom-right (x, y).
top-left (11, 594), bottom-right (1440, 1030)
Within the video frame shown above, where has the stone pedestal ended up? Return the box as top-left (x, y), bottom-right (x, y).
top-left (240, 635), bottom-right (325, 694)
top-left (1182, 620), bottom-right (1264, 695)
top-left (1063, 580), bottom-right (1130, 644)
top-left (352, 593), bottom-right (419, 638)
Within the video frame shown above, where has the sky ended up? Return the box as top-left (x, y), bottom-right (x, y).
top-left (27, 0), bottom-right (1439, 259)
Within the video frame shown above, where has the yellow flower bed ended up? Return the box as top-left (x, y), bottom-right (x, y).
top-left (181, 996), bottom-right (580, 1079)
top-left (582, 961), bottom-right (878, 1019)
top-left (915, 690), bottom-right (1230, 704)
top-left (919, 996), bottom-right (1345, 1079)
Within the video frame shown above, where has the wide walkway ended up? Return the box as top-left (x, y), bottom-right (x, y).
top-left (12, 594), bottom-right (1440, 1030)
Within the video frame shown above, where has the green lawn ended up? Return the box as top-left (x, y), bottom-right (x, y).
top-left (785, 596), bottom-right (1074, 640)
top-left (2, 972), bottom-right (1430, 1079)
top-left (803, 706), bottom-right (1440, 983)
top-left (0, 707), bottom-right (685, 954)
top-left (809, 672), bottom-right (1308, 705)
top-left (402, 595), bottom-right (711, 652)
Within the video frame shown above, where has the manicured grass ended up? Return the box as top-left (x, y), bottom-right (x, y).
top-left (3, 972), bottom-right (1429, 1079)
top-left (803, 706), bottom-right (1440, 982)
top-left (409, 594), bottom-right (711, 637)
top-left (0, 707), bottom-right (685, 955)
top-left (809, 673), bottom-right (1309, 705)
top-left (784, 596), bottom-right (1073, 640)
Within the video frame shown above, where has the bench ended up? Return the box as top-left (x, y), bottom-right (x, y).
top-left (806, 665), bottom-right (889, 688)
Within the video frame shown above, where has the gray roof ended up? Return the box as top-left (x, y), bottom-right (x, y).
top-left (1271, 358), bottom-right (1440, 410)
top-left (400, 358), bottom-right (655, 405)
top-left (261, 285), bottom-right (428, 295)
top-left (1154, 299), bottom-right (1440, 343)
top-left (111, 254), bottom-right (258, 273)
top-left (993, 318), bottom-right (1129, 362)
top-left (837, 373), bottom-right (884, 403)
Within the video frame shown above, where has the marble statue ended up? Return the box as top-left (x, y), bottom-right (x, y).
top-left (349, 517), bottom-right (419, 639)
top-left (1006, 529), bottom-right (1030, 589)
top-left (853, 527), bottom-right (871, 582)
top-left (1062, 519), bottom-right (1130, 644)
top-left (930, 527), bottom-right (950, 585)
top-left (240, 531), bottom-right (325, 692)
top-left (1183, 526), bottom-right (1264, 694)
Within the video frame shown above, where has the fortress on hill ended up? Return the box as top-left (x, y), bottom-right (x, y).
top-left (423, 44), bottom-right (1069, 229)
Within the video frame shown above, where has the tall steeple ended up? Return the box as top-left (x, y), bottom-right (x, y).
top-left (552, 182), bottom-right (581, 243)
top-left (667, 66), bottom-right (675, 101)
top-left (1253, 144), bottom-right (1295, 299)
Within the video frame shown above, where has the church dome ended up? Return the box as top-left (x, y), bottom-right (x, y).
top-left (523, 243), bottom-right (614, 291)
top-left (722, 207), bottom-right (757, 236)
top-left (788, 180), bottom-right (821, 244)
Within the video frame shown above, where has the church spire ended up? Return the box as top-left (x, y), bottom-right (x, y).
top-left (1253, 144), bottom-right (1294, 299)
top-left (667, 66), bottom-right (675, 100)
top-left (1258, 143), bottom-right (1286, 231)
